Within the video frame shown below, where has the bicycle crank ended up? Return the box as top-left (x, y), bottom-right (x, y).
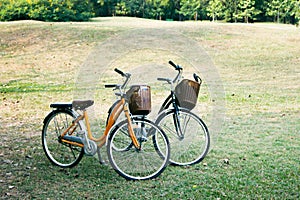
top-left (78, 130), bottom-right (98, 156)
top-left (84, 139), bottom-right (98, 156)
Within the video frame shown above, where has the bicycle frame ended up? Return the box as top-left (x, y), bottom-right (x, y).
top-left (59, 93), bottom-right (140, 150)
top-left (158, 92), bottom-right (179, 113)
top-left (157, 91), bottom-right (185, 139)
top-left (157, 60), bottom-right (200, 139)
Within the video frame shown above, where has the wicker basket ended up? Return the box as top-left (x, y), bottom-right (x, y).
top-left (175, 79), bottom-right (200, 110)
top-left (126, 85), bottom-right (151, 115)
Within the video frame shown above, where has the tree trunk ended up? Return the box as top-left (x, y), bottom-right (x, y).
top-left (234, 0), bottom-right (237, 23)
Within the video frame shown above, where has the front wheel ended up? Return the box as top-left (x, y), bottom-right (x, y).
top-left (155, 108), bottom-right (210, 166)
top-left (107, 118), bottom-right (170, 180)
top-left (42, 109), bottom-right (84, 168)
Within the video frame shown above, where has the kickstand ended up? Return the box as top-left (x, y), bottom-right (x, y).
top-left (97, 147), bottom-right (107, 165)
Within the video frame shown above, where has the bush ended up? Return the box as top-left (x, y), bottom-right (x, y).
top-left (0, 0), bottom-right (94, 22)
top-left (0, 0), bottom-right (30, 21)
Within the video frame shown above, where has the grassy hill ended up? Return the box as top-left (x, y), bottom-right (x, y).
top-left (0, 17), bottom-right (299, 199)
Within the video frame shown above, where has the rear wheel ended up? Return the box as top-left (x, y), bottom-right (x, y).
top-left (42, 109), bottom-right (84, 168)
top-left (107, 118), bottom-right (170, 180)
top-left (156, 108), bottom-right (210, 166)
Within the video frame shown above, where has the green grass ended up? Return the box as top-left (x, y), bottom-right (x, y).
top-left (0, 18), bottom-right (299, 199)
top-left (1, 80), bottom-right (73, 93)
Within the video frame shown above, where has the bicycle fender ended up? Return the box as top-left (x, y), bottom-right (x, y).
top-left (42, 109), bottom-right (79, 124)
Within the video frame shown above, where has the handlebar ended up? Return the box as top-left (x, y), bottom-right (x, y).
top-left (157, 60), bottom-right (183, 85)
top-left (114, 68), bottom-right (125, 77)
top-left (104, 84), bottom-right (118, 88)
top-left (158, 60), bottom-right (202, 86)
top-left (157, 78), bottom-right (172, 84)
top-left (104, 68), bottom-right (131, 91)
top-left (169, 60), bottom-right (183, 71)
top-left (193, 73), bottom-right (202, 84)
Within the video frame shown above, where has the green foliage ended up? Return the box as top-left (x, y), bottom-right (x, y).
top-left (179, 0), bottom-right (201, 20)
top-left (267, 0), bottom-right (285, 23)
top-left (237, 0), bottom-right (261, 23)
top-left (0, 0), bottom-right (30, 21)
top-left (126, 0), bottom-right (145, 17)
top-left (266, 0), bottom-right (300, 24)
top-left (96, 0), bottom-right (119, 16)
top-left (145, 0), bottom-right (169, 20)
top-left (0, 0), bottom-right (94, 22)
top-left (0, 0), bottom-right (299, 24)
top-left (223, 0), bottom-right (238, 22)
top-left (163, 0), bottom-right (297, 24)
top-left (115, 2), bottom-right (128, 16)
top-left (206, 0), bottom-right (224, 21)
top-left (292, 0), bottom-right (300, 25)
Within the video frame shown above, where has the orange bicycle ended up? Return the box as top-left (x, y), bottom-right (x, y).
top-left (42, 68), bottom-right (170, 180)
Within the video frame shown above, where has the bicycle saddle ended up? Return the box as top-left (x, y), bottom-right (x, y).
top-left (72, 100), bottom-right (94, 110)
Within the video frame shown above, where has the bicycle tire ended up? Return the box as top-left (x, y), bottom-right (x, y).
top-left (42, 109), bottom-right (84, 168)
top-left (107, 118), bottom-right (170, 180)
top-left (155, 108), bottom-right (210, 166)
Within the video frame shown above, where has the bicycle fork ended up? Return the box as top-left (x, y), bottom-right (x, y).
top-left (171, 93), bottom-right (185, 140)
top-left (123, 100), bottom-right (141, 150)
top-left (173, 111), bottom-right (185, 140)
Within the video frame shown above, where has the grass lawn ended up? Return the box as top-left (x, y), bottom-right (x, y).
top-left (0, 17), bottom-right (299, 199)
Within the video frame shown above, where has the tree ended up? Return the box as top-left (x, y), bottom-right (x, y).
top-left (238, 0), bottom-right (260, 23)
top-left (146, 0), bottom-right (166, 20)
top-left (266, 0), bottom-right (300, 24)
top-left (207, 0), bottom-right (224, 22)
top-left (290, 0), bottom-right (300, 25)
top-left (97, 0), bottom-right (120, 16)
top-left (223, 0), bottom-right (238, 22)
top-left (282, 0), bottom-right (300, 24)
top-left (0, 0), bottom-right (30, 21)
top-left (179, 0), bottom-right (201, 20)
top-left (126, 0), bottom-right (146, 17)
top-left (0, 0), bottom-right (94, 21)
top-left (255, 0), bottom-right (267, 21)
top-left (115, 2), bottom-right (128, 16)
top-left (266, 0), bottom-right (284, 23)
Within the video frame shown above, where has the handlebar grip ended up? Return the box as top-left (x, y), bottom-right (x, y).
top-left (114, 68), bottom-right (125, 76)
top-left (193, 73), bottom-right (202, 84)
top-left (157, 78), bottom-right (172, 84)
top-left (168, 60), bottom-right (177, 68)
top-left (105, 84), bottom-right (117, 88)
top-left (157, 78), bottom-right (168, 81)
top-left (169, 60), bottom-right (183, 71)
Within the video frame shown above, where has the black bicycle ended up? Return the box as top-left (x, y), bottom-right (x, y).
top-left (154, 61), bottom-right (210, 166)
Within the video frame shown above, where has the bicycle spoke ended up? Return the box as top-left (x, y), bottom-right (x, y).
top-left (156, 109), bottom-right (209, 166)
top-left (53, 117), bottom-right (60, 137)
top-left (180, 114), bottom-right (191, 136)
top-left (42, 110), bottom-right (84, 168)
top-left (107, 118), bottom-right (169, 180)
top-left (160, 122), bottom-right (178, 138)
